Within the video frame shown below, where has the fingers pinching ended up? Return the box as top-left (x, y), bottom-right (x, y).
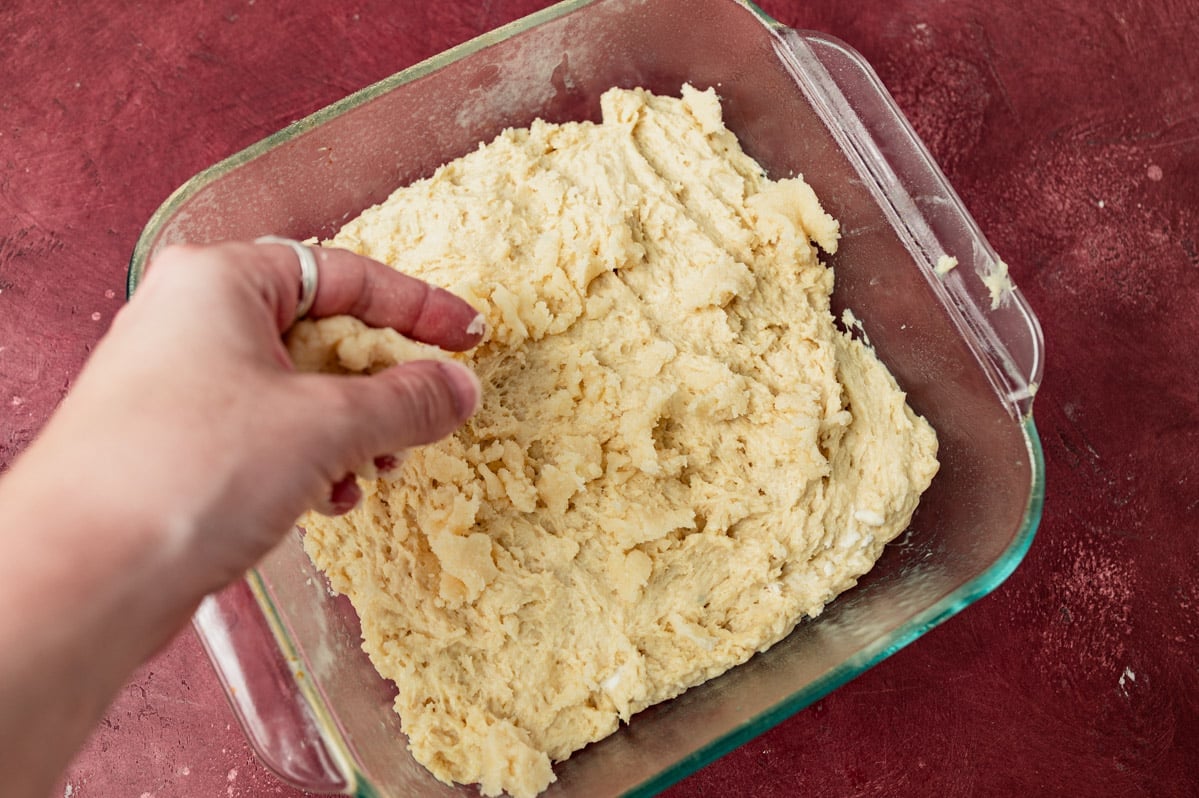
top-left (248, 239), bottom-right (484, 506)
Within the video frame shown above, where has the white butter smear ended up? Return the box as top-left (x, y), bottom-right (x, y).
top-left (982, 258), bottom-right (1015, 309)
top-left (854, 508), bottom-right (887, 527)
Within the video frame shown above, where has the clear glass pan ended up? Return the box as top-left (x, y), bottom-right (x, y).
top-left (129, 0), bottom-right (1046, 795)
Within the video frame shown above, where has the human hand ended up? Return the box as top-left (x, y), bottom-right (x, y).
top-left (15, 240), bottom-right (483, 593)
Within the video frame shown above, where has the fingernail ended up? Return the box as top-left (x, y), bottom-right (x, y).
top-left (328, 474), bottom-right (362, 515)
top-left (436, 361), bottom-right (482, 422)
top-left (466, 313), bottom-right (487, 337)
top-left (374, 450), bottom-right (408, 474)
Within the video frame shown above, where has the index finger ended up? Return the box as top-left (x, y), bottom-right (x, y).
top-left (256, 241), bottom-right (485, 351)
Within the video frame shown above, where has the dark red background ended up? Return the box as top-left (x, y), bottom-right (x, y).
top-left (2, 1), bottom-right (1196, 796)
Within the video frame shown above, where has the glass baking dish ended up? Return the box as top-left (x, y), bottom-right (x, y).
top-left (127, 0), bottom-right (1046, 795)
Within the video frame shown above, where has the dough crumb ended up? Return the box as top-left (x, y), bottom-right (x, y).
top-left (289, 85), bottom-right (938, 798)
top-left (982, 258), bottom-right (1014, 309)
top-left (934, 254), bottom-right (958, 276)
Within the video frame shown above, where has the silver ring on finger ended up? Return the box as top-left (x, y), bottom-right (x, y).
top-left (255, 235), bottom-right (319, 324)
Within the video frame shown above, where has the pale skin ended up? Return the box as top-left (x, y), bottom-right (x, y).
top-left (0, 241), bottom-right (484, 798)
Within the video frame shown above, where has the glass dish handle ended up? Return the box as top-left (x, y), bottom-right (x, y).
top-left (770, 25), bottom-right (1046, 418)
top-left (193, 580), bottom-right (350, 793)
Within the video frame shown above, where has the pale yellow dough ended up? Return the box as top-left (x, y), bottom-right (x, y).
top-left (289, 85), bottom-right (939, 798)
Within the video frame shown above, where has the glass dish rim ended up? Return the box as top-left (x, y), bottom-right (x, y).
top-left (127, 0), bottom-right (1048, 794)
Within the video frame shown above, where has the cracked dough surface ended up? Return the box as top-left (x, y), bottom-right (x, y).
top-left (289, 85), bottom-right (939, 798)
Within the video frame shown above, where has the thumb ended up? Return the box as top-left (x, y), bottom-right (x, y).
top-left (326, 359), bottom-right (482, 459)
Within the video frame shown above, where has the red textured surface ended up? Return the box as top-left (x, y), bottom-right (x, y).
top-left (2, 0), bottom-right (1196, 796)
